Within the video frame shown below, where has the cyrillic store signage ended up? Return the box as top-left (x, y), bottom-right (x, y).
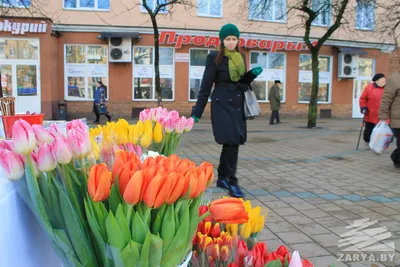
top-left (160, 31), bottom-right (317, 52)
top-left (0, 20), bottom-right (47, 35)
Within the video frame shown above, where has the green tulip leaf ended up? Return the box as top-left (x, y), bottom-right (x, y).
top-left (121, 240), bottom-right (142, 267)
top-left (131, 212), bottom-right (148, 244)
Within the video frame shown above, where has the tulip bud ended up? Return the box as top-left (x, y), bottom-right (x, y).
top-left (0, 139), bottom-right (15, 151)
top-left (67, 129), bottom-right (91, 159)
top-left (66, 119), bottom-right (88, 134)
top-left (0, 148), bottom-right (25, 180)
top-left (88, 163), bottom-right (111, 202)
top-left (32, 124), bottom-right (54, 144)
top-left (140, 132), bottom-right (152, 148)
top-left (209, 198), bottom-right (249, 224)
top-left (37, 143), bottom-right (57, 172)
top-left (30, 151), bottom-right (40, 177)
top-left (153, 122), bottom-right (163, 143)
top-left (184, 117), bottom-right (194, 132)
top-left (220, 245), bottom-right (230, 262)
top-left (52, 136), bottom-right (72, 164)
top-left (240, 222), bottom-right (252, 239)
top-left (12, 119), bottom-right (36, 155)
top-left (174, 117), bottom-right (185, 134)
top-left (49, 123), bottom-right (67, 138)
top-left (202, 221), bottom-right (212, 235)
top-left (210, 223), bottom-right (221, 238)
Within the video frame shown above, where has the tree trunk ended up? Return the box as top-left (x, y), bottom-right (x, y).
top-left (307, 49), bottom-right (320, 128)
top-left (151, 16), bottom-right (163, 107)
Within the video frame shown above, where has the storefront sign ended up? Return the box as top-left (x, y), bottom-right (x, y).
top-left (0, 20), bottom-right (47, 35)
top-left (160, 31), bottom-right (317, 52)
top-left (67, 66), bottom-right (85, 76)
top-left (134, 66), bottom-right (154, 78)
top-left (175, 53), bottom-right (189, 62)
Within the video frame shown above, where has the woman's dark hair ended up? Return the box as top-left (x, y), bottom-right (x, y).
top-left (97, 81), bottom-right (104, 87)
top-left (215, 39), bottom-right (241, 65)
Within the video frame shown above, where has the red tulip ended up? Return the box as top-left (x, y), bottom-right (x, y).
top-left (302, 259), bottom-right (314, 267)
top-left (234, 240), bottom-right (248, 266)
top-left (220, 245), bottom-right (230, 262)
top-left (227, 263), bottom-right (239, 267)
top-left (276, 245), bottom-right (289, 257)
top-left (202, 221), bottom-right (212, 235)
top-left (210, 223), bottom-right (221, 238)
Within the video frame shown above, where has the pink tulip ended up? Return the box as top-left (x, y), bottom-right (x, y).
top-left (0, 139), bottom-right (15, 151)
top-left (67, 129), bottom-right (91, 159)
top-left (52, 136), bottom-right (72, 164)
top-left (150, 108), bottom-right (158, 122)
top-left (66, 120), bottom-right (87, 134)
top-left (12, 119), bottom-right (36, 155)
top-left (168, 110), bottom-right (180, 121)
top-left (184, 117), bottom-right (194, 132)
top-left (37, 143), bottom-right (57, 172)
top-left (0, 148), bottom-right (25, 180)
top-left (139, 109), bottom-right (150, 122)
top-left (29, 151), bottom-right (40, 177)
top-left (49, 123), bottom-right (67, 138)
top-left (175, 117), bottom-right (185, 134)
top-left (32, 124), bottom-right (54, 144)
top-left (164, 118), bottom-right (176, 133)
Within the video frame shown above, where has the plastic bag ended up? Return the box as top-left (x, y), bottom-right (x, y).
top-left (369, 121), bottom-right (393, 154)
top-left (244, 89), bottom-right (260, 120)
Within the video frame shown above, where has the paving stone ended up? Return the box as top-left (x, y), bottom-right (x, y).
top-left (295, 223), bottom-right (332, 235)
top-left (310, 233), bottom-right (341, 247)
top-left (290, 242), bottom-right (332, 258)
top-left (301, 209), bottom-right (331, 219)
top-left (273, 207), bottom-right (302, 216)
top-left (275, 231), bottom-right (313, 244)
top-left (267, 221), bottom-right (298, 233)
top-left (314, 203), bottom-right (344, 211)
top-left (314, 217), bottom-right (348, 228)
top-left (284, 214), bottom-right (315, 225)
top-left (263, 201), bottom-right (291, 209)
top-left (289, 201), bottom-right (317, 211)
top-left (307, 255), bottom-right (348, 267)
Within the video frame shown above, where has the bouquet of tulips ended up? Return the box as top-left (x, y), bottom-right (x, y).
top-left (0, 119), bottom-right (249, 267)
top-left (89, 108), bottom-right (194, 165)
top-left (191, 203), bottom-right (314, 267)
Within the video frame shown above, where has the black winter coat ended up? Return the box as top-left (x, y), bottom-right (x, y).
top-left (191, 51), bottom-right (256, 145)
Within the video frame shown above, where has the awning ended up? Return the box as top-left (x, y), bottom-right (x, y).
top-left (98, 32), bottom-right (140, 39)
top-left (337, 47), bottom-right (368, 55)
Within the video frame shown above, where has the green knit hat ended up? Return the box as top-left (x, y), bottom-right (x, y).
top-left (219, 23), bottom-right (240, 41)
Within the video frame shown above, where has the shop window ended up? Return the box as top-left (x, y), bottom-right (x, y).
top-left (355, 0), bottom-right (375, 30)
top-left (250, 52), bottom-right (286, 102)
top-left (198, 0), bottom-right (222, 17)
top-left (140, 0), bottom-right (168, 13)
top-left (133, 47), bottom-right (174, 101)
top-left (358, 58), bottom-right (374, 77)
top-left (298, 54), bottom-right (332, 103)
top-left (1, 0), bottom-right (30, 7)
top-left (311, 0), bottom-right (331, 26)
top-left (64, 0), bottom-right (110, 10)
top-left (16, 65), bottom-right (37, 96)
top-left (0, 39), bottom-right (38, 60)
top-left (0, 65), bottom-right (13, 96)
top-left (248, 0), bottom-right (286, 22)
top-left (64, 44), bottom-right (109, 100)
top-left (189, 49), bottom-right (216, 101)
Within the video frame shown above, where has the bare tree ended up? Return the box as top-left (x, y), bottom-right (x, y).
top-left (0, 0), bottom-right (53, 18)
top-left (375, 0), bottom-right (400, 45)
top-left (140, 0), bottom-right (194, 106)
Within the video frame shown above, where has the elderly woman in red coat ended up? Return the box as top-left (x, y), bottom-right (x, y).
top-left (359, 73), bottom-right (387, 148)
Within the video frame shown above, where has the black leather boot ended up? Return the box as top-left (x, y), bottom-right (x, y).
top-left (228, 184), bottom-right (244, 198)
top-left (216, 177), bottom-right (230, 191)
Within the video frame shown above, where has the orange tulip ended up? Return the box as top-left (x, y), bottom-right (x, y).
top-left (176, 158), bottom-right (195, 175)
top-left (163, 156), bottom-right (180, 172)
top-left (199, 161), bottom-right (214, 185)
top-left (116, 163), bottom-right (135, 196)
top-left (88, 163), bottom-right (112, 202)
top-left (156, 156), bottom-right (166, 165)
top-left (185, 167), bottom-right (199, 199)
top-left (209, 198), bottom-right (249, 224)
top-left (143, 173), bottom-right (172, 208)
top-left (112, 150), bottom-right (141, 182)
top-left (142, 156), bottom-right (157, 169)
top-left (196, 167), bottom-right (208, 196)
top-left (165, 172), bottom-right (186, 204)
top-left (123, 170), bottom-right (145, 205)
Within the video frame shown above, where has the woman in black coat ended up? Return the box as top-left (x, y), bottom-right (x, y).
top-left (191, 24), bottom-right (263, 197)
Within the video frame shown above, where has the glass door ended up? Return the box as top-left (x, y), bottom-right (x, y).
top-left (0, 64), bottom-right (13, 97)
top-left (15, 64), bottom-right (41, 114)
top-left (352, 58), bottom-right (374, 118)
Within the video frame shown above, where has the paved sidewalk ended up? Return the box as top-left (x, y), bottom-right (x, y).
top-left (178, 118), bottom-right (400, 267)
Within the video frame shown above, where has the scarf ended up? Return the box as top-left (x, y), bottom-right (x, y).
top-left (224, 48), bottom-right (245, 82)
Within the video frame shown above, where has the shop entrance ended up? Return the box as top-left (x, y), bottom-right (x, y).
top-left (0, 38), bottom-right (41, 115)
top-left (352, 58), bottom-right (375, 118)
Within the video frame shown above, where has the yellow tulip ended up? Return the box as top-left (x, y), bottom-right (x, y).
top-left (140, 132), bottom-right (152, 148)
top-left (116, 128), bottom-right (128, 145)
top-left (240, 222), bottom-right (252, 239)
top-left (153, 123), bottom-right (163, 143)
top-left (143, 120), bottom-right (153, 135)
top-left (90, 136), bottom-right (100, 160)
top-left (136, 121), bottom-right (144, 138)
top-left (255, 215), bottom-right (265, 232)
top-left (226, 224), bottom-right (238, 235)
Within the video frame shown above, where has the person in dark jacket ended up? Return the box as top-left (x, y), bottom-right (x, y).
top-left (359, 73), bottom-right (386, 148)
top-left (191, 23), bottom-right (263, 197)
top-left (379, 72), bottom-right (400, 168)
top-left (268, 80), bottom-right (281, 125)
top-left (93, 81), bottom-right (111, 123)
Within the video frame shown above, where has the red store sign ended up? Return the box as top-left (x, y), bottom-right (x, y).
top-left (160, 31), bottom-right (317, 52)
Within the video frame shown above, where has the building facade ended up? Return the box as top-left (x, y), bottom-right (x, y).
top-left (0, 0), bottom-right (397, 120)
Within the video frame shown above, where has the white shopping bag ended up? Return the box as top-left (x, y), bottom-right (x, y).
top-left (369, 121), bottom-right (393, 154)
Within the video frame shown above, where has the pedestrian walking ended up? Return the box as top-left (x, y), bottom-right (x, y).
top-left (268, 80), bottom-right (281, 125)
top-left (379, 72), bottom-right (400, 168)
top-left (359, 73), bottom-right (386, 149)
top-left (93, 81), bottom-right (111, 123)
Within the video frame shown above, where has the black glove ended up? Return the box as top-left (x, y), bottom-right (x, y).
top-left (360, 107), bottom-right (368, 114)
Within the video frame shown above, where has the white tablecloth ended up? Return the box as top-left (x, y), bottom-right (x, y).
top-left (0, 175), bottom-right (62, 267)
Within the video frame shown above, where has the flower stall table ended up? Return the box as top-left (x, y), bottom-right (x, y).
top-left (0, 175), bottom-right (62, 267)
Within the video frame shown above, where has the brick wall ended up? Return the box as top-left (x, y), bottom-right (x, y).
top-left (388, 49), bottom-right (400, 75)
top-left (65, 100), bottom-right (352, 120)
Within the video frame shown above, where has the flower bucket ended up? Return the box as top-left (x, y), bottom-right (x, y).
top-left (1, 114), bottom-right (44, 138)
